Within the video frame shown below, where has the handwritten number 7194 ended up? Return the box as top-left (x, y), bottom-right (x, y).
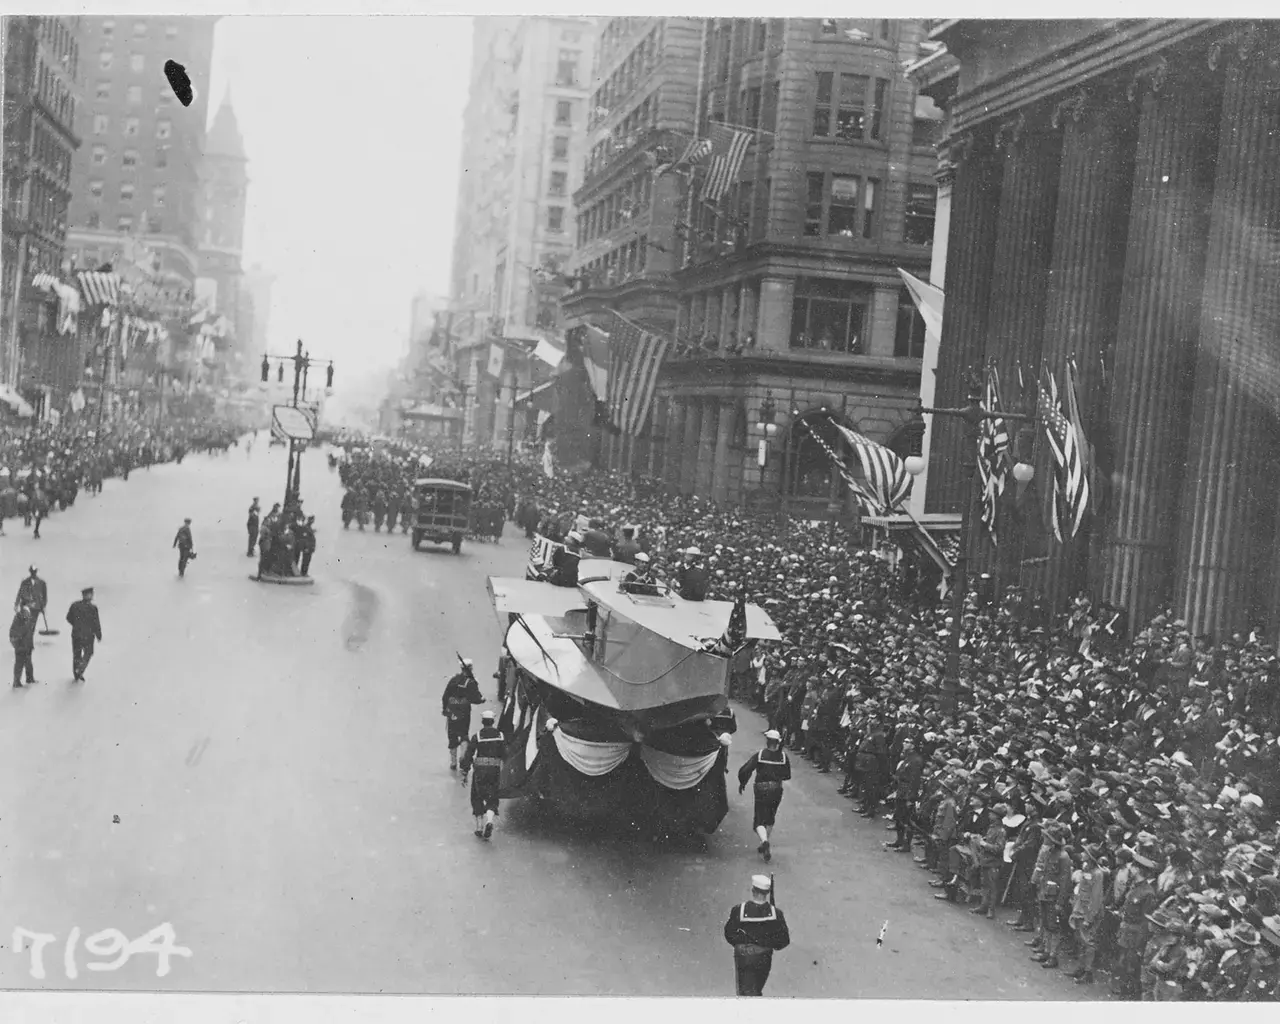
top-left (12, 923), bottom-right (192, 979)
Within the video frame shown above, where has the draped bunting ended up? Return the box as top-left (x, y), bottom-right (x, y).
top-left (551, 729), bottom-right (632, 777)
top-left (78, 272), bottom-right (120, 307)
top-left (638, 746), bottom-right (721, 791)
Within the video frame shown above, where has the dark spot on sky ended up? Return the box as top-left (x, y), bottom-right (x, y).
top-left (164, 60), bottom-right (193, 107)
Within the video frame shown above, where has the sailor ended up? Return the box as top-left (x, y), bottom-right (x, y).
top-left (548, 532), bottom-right (582, 588)
top-left (677, 547), bottom-right (710, 601)
top-left (737, 729), bottom-right (792, 862)
top-left (460, 708), bottom-right (506, 840)
top-left (621, 552), bottom-right (661, 595)
top-left (724, 874), bottom-right (790, 996)
top-left (441, 657), bottom-right (485, 770)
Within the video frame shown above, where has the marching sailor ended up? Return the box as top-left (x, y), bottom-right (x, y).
top-left (737, 729), bottom-right (792, 862)
top-left (460, 708), bottom-right (506, 840)
top-left (441, 657), bottom-right (485, 770)
top-left (724, 874), bottom-right (791, 996)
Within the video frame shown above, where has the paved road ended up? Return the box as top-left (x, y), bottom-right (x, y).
top-left (0, 439), bottom-right (1092, 997)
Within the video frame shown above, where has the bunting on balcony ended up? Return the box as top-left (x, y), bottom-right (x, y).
top-left (77, 271), bottom-right (121, 307)
top-left (603, 310), bottom-right (670, 437)
top-left (32, 273), bottom-right (82, 335)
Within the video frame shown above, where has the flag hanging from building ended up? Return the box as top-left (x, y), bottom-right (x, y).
top-left (1038, 370), bottom-right (1089, 542)
top-left (832, 423), bottom-right (912, 515)
top-left (582, 324), bottom-right (610, 402)
top-left (802, 419), bottom-right (880, 515)
top-left (605, 312), bottom-right (670, 437)
top-left (1064, 356), bottom-right (1094, 515)
top-left (896, 268), bottom-right (944, 346)
top-left (486, 343), bottom-right (505, 379)
top-left (77, 271), bottom-right (120, 307)
top-left (542, 439), bottom-right (555, 480)
top-left (977, 365), bottom-right (1012, 542)
top-left (700, 124), bottom-right (753, 204)
top-left (655, 135), bottom-right (712, 177)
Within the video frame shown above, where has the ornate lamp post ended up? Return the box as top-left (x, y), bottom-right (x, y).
top-left (260, 339), bottom-right (335, 508)
top-left (906, 370), bottom-right (1035, 718)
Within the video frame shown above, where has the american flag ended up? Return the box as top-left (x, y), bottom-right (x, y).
top-left (977, 366), bottom-right (1012, 542)
top-left (700, 124), bottom-right (753, 204)
top-left (77, 271), bottom-right (120, 307)
top-left (801, 420), bottom-right (881, 515)
top-left (703, 586), bottom-right (749, 657)
top-left (833, 423), bottom-right (912, 515)
top-left (655, 136), bottom-right (712, 177)
top-left (605, 312), bottom-right (670, 437)
top-left (1038, 370), bottom-right (1089, 542)
top-left (526, 534), bottom-right (562, 579)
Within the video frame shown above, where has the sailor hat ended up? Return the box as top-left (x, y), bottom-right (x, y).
top-left (751, 874), bottom-right (772, 892)
top-left (481, 709), bottom-right (496, 721)
top-left (764, 729), bottom-right (782, 741)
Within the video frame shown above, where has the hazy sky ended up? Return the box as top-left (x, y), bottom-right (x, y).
top-left (206, 16), bottom-right (471, 379)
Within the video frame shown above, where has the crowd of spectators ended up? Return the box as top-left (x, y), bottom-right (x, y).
top-left (334, 434), bottom-right (1280, 1000)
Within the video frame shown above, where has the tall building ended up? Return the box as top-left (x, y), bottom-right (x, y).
top-left (2, 16), bottom-right (82, 394)
top-left (195, 93), bottom-right (248, 373)
top-left (917, 19), bottom-right (1280, 640)
top-left (562, 18), bottom-right (939, 509)
top-left (447, 16), bottom-right (596, 449)
top-left (64, 16), bottom-right (217, 288)
top-left (240, 262), bottom-right (274, 358)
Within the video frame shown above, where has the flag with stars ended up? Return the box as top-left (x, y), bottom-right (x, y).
top-left (1038, 370), bottom-right (1089, 542)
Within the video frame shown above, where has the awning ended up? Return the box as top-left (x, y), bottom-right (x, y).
top-left (0, 385), bottom-right (35, 418)
top-left (859, 512), bottom-right (959, 573)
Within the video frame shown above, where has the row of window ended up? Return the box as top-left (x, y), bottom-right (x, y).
top-left (35, 56), bottom-right (77, 129)
top-left (95, 80), bottom-right (172, 106)
top-left (82, 210), bottom-right (163, 234)
top-left (814, 72), bottom-right (888, 142)
top-left (92, 114), bottom-right (172, 140)
top-left (31, 122), bottom-right (72, 185)
top-left (97, 52), bottom-right (150, 74)
top-left (87, 180), bottom-right (166, 206)
top-left (577, 173), bottom-right (653, 247)
top-left (100, 19), bottom-right (178, 39)
top-left (585, 93), bottom-right (659, 179)
top-left (29, 176), bottom-right (69, 238)
top-left (804, 171), bottom-right (878, 239)
top-left (91, 145), bottom-right (171, 169)
top-left (578, 235), bottom-right (650, 287)
top-left (590, 23), bottom-right (662, 127)
top-left (38, 17), bottom-right (79, 79)
top-left (554, 49), bottom-right (581, 89)
top-left (709, 19), bottom-right (772, 86)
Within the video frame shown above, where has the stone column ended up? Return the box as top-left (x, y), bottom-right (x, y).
top-left (712, 399), bottom-right (734, 502)
top-left (1101, 66), bottom-right (1221, 631)
top-left (981, 114), bottom-right (1064, 585)
top-left (696, 398), bottom-right (718, 496)
top-left (666, 398), bottom-right (687, 490)
top-left (756, 277), bottom-right (794, 352)
top-left (681, 398), bottom-right (701, 495)
top-left (1025, 89), bottom-right (1138, 611)
top-left (925, 130), bottom-right (1002, 514)
top-left (1176, 45), bottom-right (1280, 638)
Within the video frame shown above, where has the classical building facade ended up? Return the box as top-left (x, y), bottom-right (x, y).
top-left (921, 19), bottom-right (1280, 638)
top-left (447, 16), bottom-right (596, 451)
top-left (2, 16), bottom-right (82, 394)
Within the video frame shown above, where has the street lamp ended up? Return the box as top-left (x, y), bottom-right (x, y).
top-left (910, 370), bottom-right (1035, 720)
top-left (756, 392), bottom-right (778, 467)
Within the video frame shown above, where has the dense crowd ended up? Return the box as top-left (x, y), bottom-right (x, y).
top-left (337, 434), bottom-right (1279, 1000)
top-left (0, 415), bottom-right (246, 536)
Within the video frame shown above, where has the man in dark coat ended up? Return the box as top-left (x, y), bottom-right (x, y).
top-left (173, 518), bottom-right (195, 578)
top-left (889, 738), bottom-right (924, 852)
top-left (297, 517), bottom-right (317, 577)
top-left (580, 519), bottom-right (612, 559)
top-left (724, 875), bottom-right (791, 996)
top-left (460, 709), bottom-right (506, 840)
top-left (66, 586), bottom-right (102, 682)
top-left (246, 498), bottom-right (261, 557)
top-left (677, 547), bottom-right (710, 601)
top-left (10, 601), bottom-right (38, 688)
top-left (442, 658), bottom-right (485, 770)
top-left (612, 526), bottom-right (642, 565)
top-left (15, 566), bottom-right (47, 616)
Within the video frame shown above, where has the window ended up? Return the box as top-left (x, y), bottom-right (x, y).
top-left (89, 180), bottom-right (103, 198)
top-left (904, 184), bottom-right (937, 245)
top-left (878, 20), bottom-right (892, 40)
top-left (133, 21), bottom-right (147, 36)
top-left (122, 149), bottom-right (138, 167)
top-left (157, 90), bottom-right (172, 106)
top-left (743, 86), bottom-right (762, 129)
top-left (102, 20), bottom-right (114, 36)
top-left (549, 171), bottom-right (568, 197)
top-left (117, 214), bottom-right (133, 232)
top-left (547, 206), bottom-right (565, 232)
top-left (555, 101), bottom-right (572, 125)
top-left (552, 135), bottom-right (569, 161)
top-left (870, 78), bottom-right (888, 140)
top-left (836, 74), bottom-right (867, 140)
top-left (828, 175), bottom-right (859, 237)
top-left (120, 183), bottom-right (135, 202)
top-left (165, 24), bottom-right (178, 39)
top-left (895, 287), bottom-right (927, 358)
top-left (813, 72), bottom-right (833, 136)
top-left (556, 50), bottom-right (579, 87)
top-left (127, 84), bottom-right (142, 105)
top-left (87, 212), bottom-right (100, 229)
top-left (155, 146), bottom-right (169, 168)
top-left (790, 277), bottom-right (867, 353)
top-left (124, 117), bottom-right (139, 137)
top-left (820, 18), bottom-right (839, 35)
top-left (912, 93), bottom-right (945, 147)
top-left (863, 178), bottom-right (879, 238)
top-left (156, 120), bottom-right (171, 139)
top-left (804, 172), bottom-right (824, 237)
top-left (752, 19), bottom-right (768, 51)
top-left (153, 185), bottom-right (166, 206)
top-left (95, 81), bottom-right (110, 100)
top-left (130, 54), bottom-right (144, 73)
top-left (93, 114), bottom-right (108, 134)
top-left (98, 51), bottom-right (113, 71)
top-left (91, 145), bottom-right (107, 165)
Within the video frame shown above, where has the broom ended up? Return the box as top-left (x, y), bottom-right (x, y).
top-left (38, 609), bottom-right (59, 636)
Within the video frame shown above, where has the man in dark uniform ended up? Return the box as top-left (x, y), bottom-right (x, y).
top-left (442, 657), bottom-right (485, 770)
top-left (66, 586), bottom-right (102, 682)
top-left (580, 519), bottom-right (612, 559)
top-left (173, 518), bottom-right (195, 578)
top-left (297, 516), bottom-right (317, 577)
top-left (341, 488), bottom-right (357, 529)
top-left (548, 532), bottom-right (582, 588)
top-left (460, 708), bottom-right (506, 840)
top-left (246, 498), bottom-right (261, 557)
top-left (738, 729), bottom-right (792, 863)
top-left (622, 552), bottom-right (661, 595)
top-left (888, 738), bottom-right (924, 853)
top-left (15, 566), bottom-right (47, 617)
top-left (677, 547), bottom-right (710, 601)
top-left (10, 601), bottom-right (38, 688)
top-left (612, 525), bottom-right (642, 565)
top-left (724, 874), bottom-right (790, 996)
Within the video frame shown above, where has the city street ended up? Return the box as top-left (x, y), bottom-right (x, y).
top-left (0, 440), bottom-right (1089, 998)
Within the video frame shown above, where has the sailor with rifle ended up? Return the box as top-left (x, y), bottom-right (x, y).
top-left (737, 729), bottom-right (792, 863)
top-left (442, 654), bottom-right (485, 771)
top-left (460, 709), bottom-right (506, 840)
top-left (724, 874), bottom-right (790, 996)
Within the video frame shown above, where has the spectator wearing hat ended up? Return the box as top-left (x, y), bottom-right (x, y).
top-left (738, 730), bottom-right (792, 863)
top-left (1113, 843), bottom-right (1162, 997)
top-left (65, 586), bottom-right (102, 682)
top-left (460, 708), bottom-right (506, 841)
top-left (925, 776), bottom-right (959, 875)
top-left (1141, 908), bottom-right (1189, 1001)
top-left (855, 722), bottom-right (889, 819)
top-left (677, 547), bottom-right (709, 602)
top-left (724, 874), bottom-right (790, 996)
top-left (888, 739), bottom-right (924, 854)
top-left (612, 525), bottom-right (641, 565)
top-left (971, 803), bottom-right (1010, 919)
top-left (1030, 820), bottom-right (1074, 970)
top-left (548, 533), bottom-right (582, 588)
top-left (1008, 811), bottom-right (1043, 932)
top-left (1068, 843), bottom-right (1109, 984)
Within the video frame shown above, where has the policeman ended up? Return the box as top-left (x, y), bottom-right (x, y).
top-left (724, 874), bottom-right (790, 996)
top-left (173, 518), bottom-right (196, 578)
top-left (65, 586), bottom-right (102, 682)
top-left (460, 708), bottom-right (506, 840)
top-left (246, 498), bottom-right (261, 557)
top-left (737, 729), bottom-right (792, 862)
top-left (677, 547), bottom-right (710, 601)
top-left (442, 657), bottom-right (485, 770)
top-left (15, 566), bottom-right (47, 616)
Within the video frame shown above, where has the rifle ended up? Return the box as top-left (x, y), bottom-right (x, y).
top-left (769, 873), bottom-right (776, 907)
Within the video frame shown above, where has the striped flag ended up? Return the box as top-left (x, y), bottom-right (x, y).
top-left (700, 124), bottom-right (752, 204)
top-left (1038, 370), bottom-right (1089, 542)
top-left (977, 366), bottom-right (1011, 542)
top-left (656, 136), bottom-right (712, 177)
top-left (542, 439), bottom-right (555, 480)
top-left (832, 423), bottom-right (912, 514)
top-left (605, 312), bottom-right (670, 437)
top-left (526, 534), bottom-right (563, 579)
top-left (77, 271), bottom-right (120, 307)
top-left (802, 419), bottom-right (881, 515)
